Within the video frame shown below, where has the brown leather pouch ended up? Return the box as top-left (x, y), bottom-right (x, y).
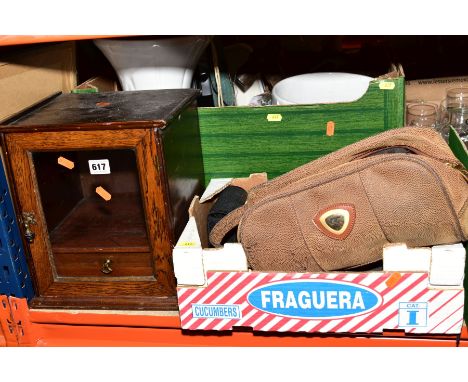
top-left (209, 127), bottom-right (468, 272)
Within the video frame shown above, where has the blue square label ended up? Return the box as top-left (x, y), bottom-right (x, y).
top-left (398, 302), bottom-right (428, 327)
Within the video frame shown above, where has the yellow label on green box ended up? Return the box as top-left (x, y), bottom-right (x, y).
top-left (379, 81), bottom-right (395, 90)
top-left (267, 114), bottom-right (283, 122)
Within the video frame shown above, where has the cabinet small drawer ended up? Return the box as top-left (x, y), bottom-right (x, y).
top-left (54, 251), bottom-right (154, 278)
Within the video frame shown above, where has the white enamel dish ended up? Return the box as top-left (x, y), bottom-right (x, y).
top-left (272, 72), bottom-right (374, 105)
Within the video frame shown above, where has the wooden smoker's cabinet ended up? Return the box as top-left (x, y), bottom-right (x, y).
top-left (0, 89), bottom-right (204, 310)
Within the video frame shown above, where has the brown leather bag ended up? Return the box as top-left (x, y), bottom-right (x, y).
top-left (209, 127), bottom-right (468, 272)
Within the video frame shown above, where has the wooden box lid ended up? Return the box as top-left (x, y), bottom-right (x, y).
top-left (0, 89), bottom-right (200, 132)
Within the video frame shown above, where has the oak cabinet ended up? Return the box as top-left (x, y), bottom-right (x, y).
top-left (0, 89), bottom-right (204, 310)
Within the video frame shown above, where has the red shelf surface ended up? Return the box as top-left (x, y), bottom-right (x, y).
top-left (0, 35), bottom-right (129, 46)
top-left (1, 296), bottom-right (465, 347)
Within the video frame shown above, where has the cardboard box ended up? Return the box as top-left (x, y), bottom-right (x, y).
top-left (173, 179), bottom-right (465, 335)
top-left (197, 66), bottom-right (405, 185)
top-left (406, 75), bottom-right (468, 105)
top-left (0, 42), bottom-right (76, 122)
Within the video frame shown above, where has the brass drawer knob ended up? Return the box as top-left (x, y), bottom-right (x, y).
top-left (101, 259), bottom-right (113, 274)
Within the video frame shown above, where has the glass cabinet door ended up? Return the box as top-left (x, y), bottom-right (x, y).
top-left (32, 149), bottom-right (152, 278)
top-left (5, 128), bottom-right (176, 309)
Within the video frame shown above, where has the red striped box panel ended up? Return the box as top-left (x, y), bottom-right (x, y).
top-left (177, 271), bottom-right (464, 334)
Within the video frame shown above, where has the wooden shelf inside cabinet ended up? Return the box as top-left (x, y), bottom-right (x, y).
top-left (50, 193), bottom-right (149, 254)
top-left (0, 89), bottom-right (205, 311)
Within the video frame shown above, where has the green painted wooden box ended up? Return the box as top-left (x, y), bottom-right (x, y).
top-left (197, 68), bottom-right (405, 186)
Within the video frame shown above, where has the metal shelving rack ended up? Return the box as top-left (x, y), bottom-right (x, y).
top-left (0, 156), bottom-right (34, 300)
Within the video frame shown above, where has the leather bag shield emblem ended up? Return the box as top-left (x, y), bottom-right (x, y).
top-left (314, 204), bottom-right (356, 240)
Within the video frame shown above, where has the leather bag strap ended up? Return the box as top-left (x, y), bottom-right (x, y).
top-left (209, 205), bottom-right (246, 247)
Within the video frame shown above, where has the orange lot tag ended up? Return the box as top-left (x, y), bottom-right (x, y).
top-left (96, 186), bottom-right (112, 201)
top-left (57, 156), bottom-right (75, 170)
top-left (385, 272), bottom-right (402, 288)
top-left (326, 121), bottom-right (335, 136)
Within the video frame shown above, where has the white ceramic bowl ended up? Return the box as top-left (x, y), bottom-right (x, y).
top-left (272, 72), bottom-right (373, 105)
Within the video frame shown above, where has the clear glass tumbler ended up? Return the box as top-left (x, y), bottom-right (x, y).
top-left (406, 101), bottom-right (438, 128)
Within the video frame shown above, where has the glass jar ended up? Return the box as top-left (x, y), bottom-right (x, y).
top-left (438, 87), bottom-right (468, 144)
